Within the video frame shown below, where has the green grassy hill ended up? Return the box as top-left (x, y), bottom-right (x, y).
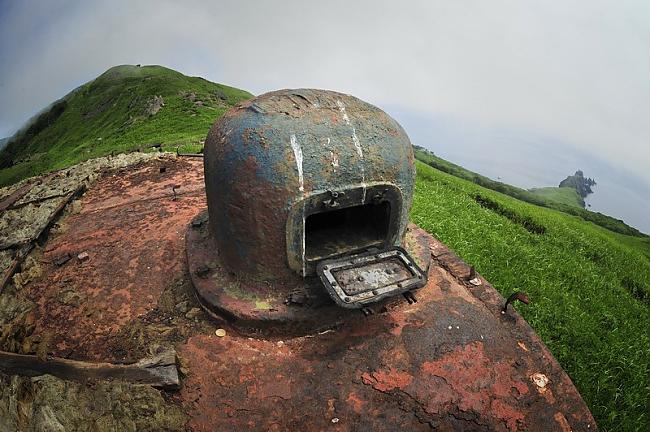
top-left (529, 186), bottom-right (584, 207)
top-left (414, 146), bottom-right (646, 238)
top-left (0, 65), bottom-right (253, 186)
top-left (412, 161), bottom-right (650, 431)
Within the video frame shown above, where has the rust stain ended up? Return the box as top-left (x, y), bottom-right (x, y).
top-left (361, 368), bottom-right (413, 392)
top-left (22, 158), bottom-right (205, 361)
top-left (345, 392), bottom-right (365, 414)
top-left (554, 412), bottom-right (573, 432)
top-left (6, 155), bottom-right (597, 431)
top-left (421, 342), bottom-right (528, 430)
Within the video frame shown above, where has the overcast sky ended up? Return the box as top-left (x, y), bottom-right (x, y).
top-left (1, 0), bottom-right (649, 191)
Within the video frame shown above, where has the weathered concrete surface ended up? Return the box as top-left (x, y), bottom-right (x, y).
top-left (0, 374), bottom-right (186, 432)
top-left (0, 152), bottom-right (172, 291)
top-left (0, 156), bottom-right (597, 431)
top-left (0, 197), bottom-right (69, 249)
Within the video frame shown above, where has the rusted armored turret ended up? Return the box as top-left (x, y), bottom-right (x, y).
top-left (188, 89), bottom-right (430, 323)
top-left (204, 89), bottom-right (416, 280)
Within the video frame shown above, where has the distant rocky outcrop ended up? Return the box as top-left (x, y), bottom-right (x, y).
top-left (559, 170), bottom-right (596, 199)
top-left (144, 95), bottom-right (165, 116)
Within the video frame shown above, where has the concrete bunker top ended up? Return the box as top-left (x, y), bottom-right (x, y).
top-left (203, 89), bottom-right (416, 280)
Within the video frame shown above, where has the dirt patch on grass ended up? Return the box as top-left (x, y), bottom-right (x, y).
top-left (473, 194), bottom-right (546, 235)
top-left (622, 276), bottom-right (649, 305)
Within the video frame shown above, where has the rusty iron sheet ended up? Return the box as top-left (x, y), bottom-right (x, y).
top-left (0, 179), bottom-right (39, 211)
top-left (7, 157), bottom-right (596, 430)
top-left (22, 157), bottom-right (206, 361)
top-left (178, 231), bottom-right (596, 431)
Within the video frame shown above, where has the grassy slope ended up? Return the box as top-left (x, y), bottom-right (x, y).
top-left (529, 186), bottom-right (584, 208)
top-left (414, 146), bottom-right (646, 238)
top-left (412, 161), bottom-right (650, 431)
top-left (0, 65), bottom-right (253, 186)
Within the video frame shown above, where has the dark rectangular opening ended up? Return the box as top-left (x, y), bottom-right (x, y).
top-left (305, 201), bottom-right (391, 261)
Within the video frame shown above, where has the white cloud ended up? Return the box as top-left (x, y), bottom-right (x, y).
top-left (1, 0), bottom-right (649, 185)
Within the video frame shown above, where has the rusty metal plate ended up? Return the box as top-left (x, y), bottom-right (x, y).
top-left (317, 247), bottom-right (427, 308)
top-left (7, 157), bottom-right (597, 431)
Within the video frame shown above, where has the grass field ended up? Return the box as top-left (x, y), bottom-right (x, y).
top-left (411, 161), bottom-right (650, 431)
top-left (414, 146), bottom-right (646, 238)
top-left (529, 186), bottom-right (584, 208)
top-left (0, 65), bottom-right (252, 186)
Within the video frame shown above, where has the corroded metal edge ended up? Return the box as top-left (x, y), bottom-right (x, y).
top-left (186, 210), bottom-right (431, 335)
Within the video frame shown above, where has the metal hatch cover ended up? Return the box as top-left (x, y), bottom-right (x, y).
top-left (317, 247), bottom-right (427, 308)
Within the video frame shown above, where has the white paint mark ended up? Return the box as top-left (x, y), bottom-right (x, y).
top-left (336, 100), bottom-right (351, 125)
top-left (351, 127), bottom-right (363, 158)
top-left (352, 127), bottom-right (366, 202)
top-left (330, 151), bottom-right (339, 169)
top-left (290, 134), bottom-right (304, 192)
top-left (337, 101), bottom-right (366, 202)
top-left (290, 134), bottom-right (307, 277)
top-left (301, 201), bottom-right (306, 277)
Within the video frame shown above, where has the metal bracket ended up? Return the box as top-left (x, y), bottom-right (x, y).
top-left (323, 190), bottom-right (345, 209)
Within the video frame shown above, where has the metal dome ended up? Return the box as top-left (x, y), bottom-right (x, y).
top-left (203, 89), bottom-right (416, 280)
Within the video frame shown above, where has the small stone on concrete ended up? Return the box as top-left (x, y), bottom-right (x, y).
top-left (175, 301), bottom-right (189, 314)
top-left (185, 307), bottom-right (202, 320)
top-left (531, 373), bottom-right (549, 389)
top-left (54, 253), bottom-right (72, 267)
